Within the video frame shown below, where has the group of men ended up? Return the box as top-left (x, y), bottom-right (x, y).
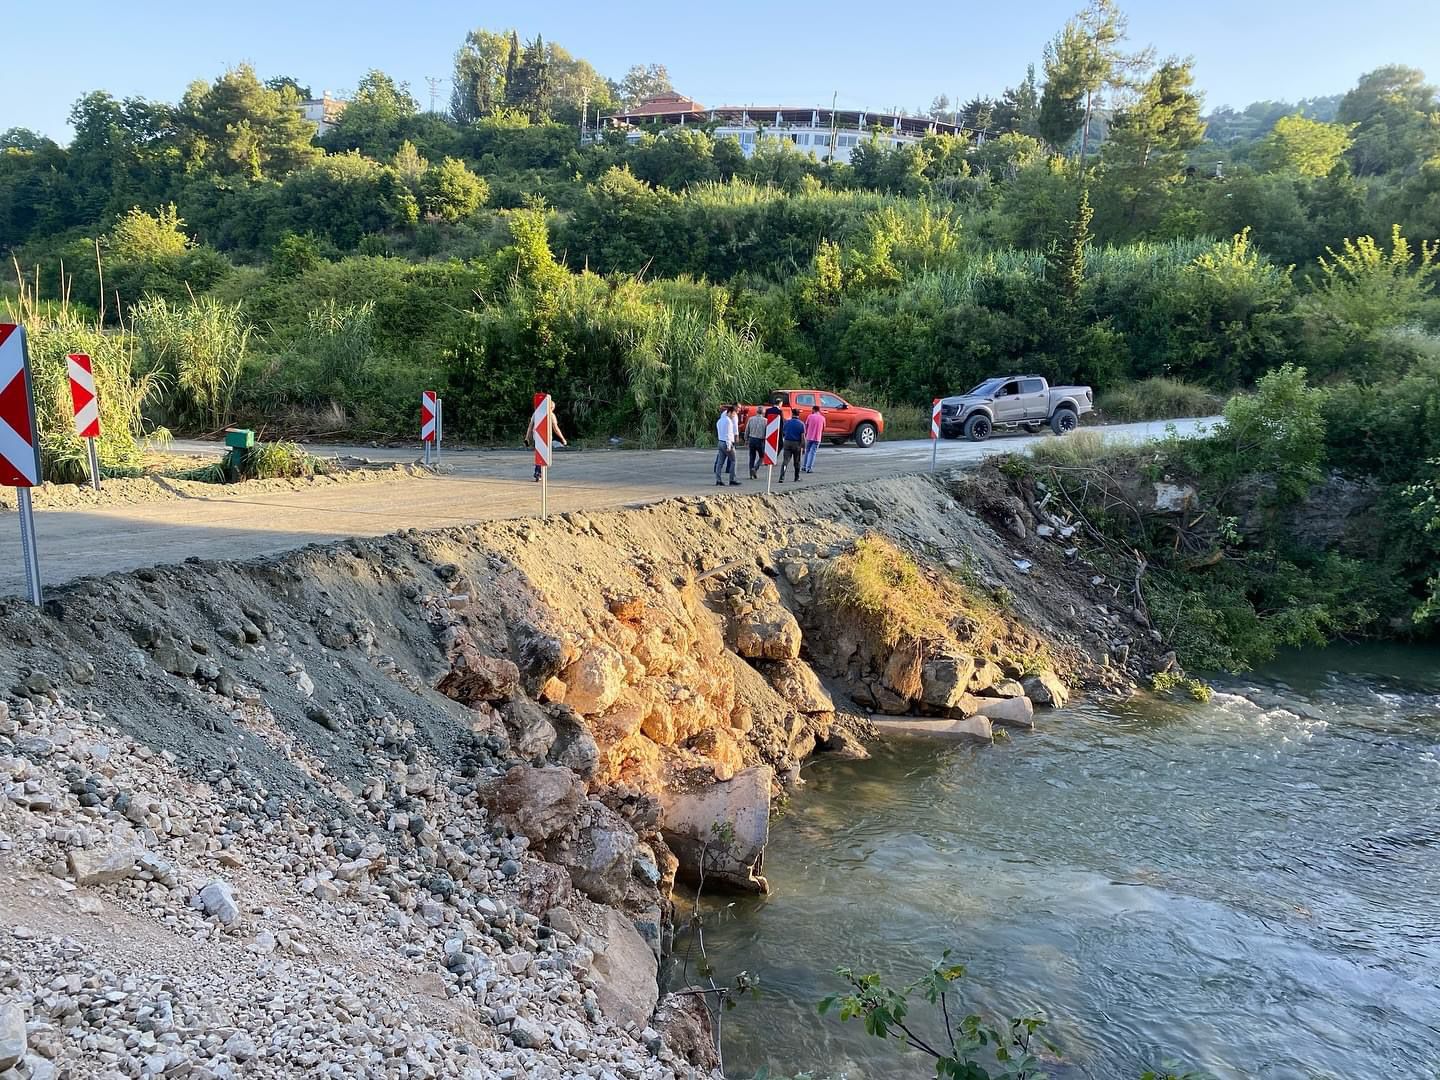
top-left (713, 403), bottom-right (826, 486)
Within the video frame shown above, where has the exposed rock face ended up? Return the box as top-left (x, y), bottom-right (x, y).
top-left (590, 908), bottom-right (660, 1028)
top-left (555, 802), bottom-right (637, 905)
top-left (660, 767), bottom-right (772, 893)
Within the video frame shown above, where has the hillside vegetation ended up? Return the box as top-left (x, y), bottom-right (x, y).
top-left (1, 1), bottom-right (1438, 653)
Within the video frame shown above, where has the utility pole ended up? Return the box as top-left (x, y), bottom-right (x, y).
top-left (580, 86), bottom-right (589, 144)
top-left (829, 90), bottom-right (839, 161)
top-left (425, 76), bottom-right (444, 114)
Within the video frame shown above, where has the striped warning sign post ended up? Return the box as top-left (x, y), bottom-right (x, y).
top-left (532, 393), bottom-right (552, 517)
top-left (421, 390), bottom-right (437, 467)
top-left (931, 398), bottom-right (941, 471)
top-left (763, 412), bottom-right (780, 494)
top-left (0, 324), bottom-right (43, 605)
top-left (68, 353), bottom-right (102, 491)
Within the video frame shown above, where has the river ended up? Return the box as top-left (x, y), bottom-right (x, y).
top-left (696, 645), bottom-right (1440, 1079)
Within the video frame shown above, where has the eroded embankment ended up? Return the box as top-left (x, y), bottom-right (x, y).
top-left (0, 467), bottom-right (1161, 1078)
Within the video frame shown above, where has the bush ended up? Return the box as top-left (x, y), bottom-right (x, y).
top-left (1097, 378), bottom-right (1225, 421)
top-left (238, 441), bottom-right (327, 479)
top-left (133, 296), bottom-right (252, 431)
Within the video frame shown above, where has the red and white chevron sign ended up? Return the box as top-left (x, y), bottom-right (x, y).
top-left (421, 390), bottom-right (437, 443)
top-left (931, 398), bottom-right (941, 440)
top-left (0, 324), bottom-right (41, 488)
top-left (763, 414), bottom-right (780, 466)
top-left (68, 353), bottom-right (101, 438)
top-left (532, 393), bottom-right (552, 468)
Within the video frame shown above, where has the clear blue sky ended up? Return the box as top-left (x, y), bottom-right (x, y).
top-left (3, 0), bottom-right (1438, 141)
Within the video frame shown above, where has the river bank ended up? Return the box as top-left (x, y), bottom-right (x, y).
top-left (700, 643), bottom-right (1440, 1079)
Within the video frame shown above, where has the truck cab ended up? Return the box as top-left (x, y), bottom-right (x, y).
top-left (939, 376), bottom-right (1093, 441)
top-left (740, 391), bottom-right (885, 447)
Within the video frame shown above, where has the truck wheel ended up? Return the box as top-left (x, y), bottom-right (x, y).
top-left (1050, 408), bottom-right (1078, 436)
top-left (853, 422), bottom-right (878, 448)
top-left (964, 414), bottom-right (992, 442)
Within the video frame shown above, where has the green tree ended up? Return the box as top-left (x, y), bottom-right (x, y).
top-left (1047, 186), bottom-right (1093, 311)
top-left (420, 157), bottom-right (488, 221)
top-left (1254, 113), bottom-right (1355, 177)
top-left (324, 70), bottom-right (419, 158)
top-left (618, 63), bottom-right (673, 107)
top-left (1039, 20), bottom-right (1090, 150)
top-left (175, 65), bottom-right (319, 179)
top-left (450, 29), bottom-right (514, 122)
top-left (507, 34), bottom-right (554, 119)
top-left (1337, 65), bottom-right (1439, 175)
top-left (994, 65), bottom-right (1042, 136)
top-left (276, 153), bottom-right (418, 248)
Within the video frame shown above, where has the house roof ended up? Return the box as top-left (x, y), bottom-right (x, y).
top-left (615, 92), bottom-right (706, 119)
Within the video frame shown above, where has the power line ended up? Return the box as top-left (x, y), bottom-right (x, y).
top-left (425, 76), bottom-right (446, 114)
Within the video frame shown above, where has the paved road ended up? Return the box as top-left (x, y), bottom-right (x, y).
top-left (3, 418), bottom-right (1217, 596)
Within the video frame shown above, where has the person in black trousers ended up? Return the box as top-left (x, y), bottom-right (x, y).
top-left (778, 408), bottom-right (805, 483)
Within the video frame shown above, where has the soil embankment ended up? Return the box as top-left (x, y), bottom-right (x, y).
top-left (0, 466), bottom-right (1162, 1078)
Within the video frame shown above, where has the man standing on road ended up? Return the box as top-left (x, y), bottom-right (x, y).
top-left (802, 404), bottom-right (825, 474)
top-left (744, 407), bottom-right (767, 479)
top-left (714, 405), bottom-right (740, 487)
top-left (778, 408), bottom-right (805, 483)
top-left (524, 401), bottom-right (567, 481)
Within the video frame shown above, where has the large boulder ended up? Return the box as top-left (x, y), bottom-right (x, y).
top-left (556, 803), bottom-right (637, 906)
top-left (760, 659), bottom-right (833, 714)
top-left (437, 645), bottom-right (520, 705)
top-left (548, 705), bottom-right (600, 780)
top-left (660, 766), bottom-right (771, 893)
top-left (68, 842), bottom-right (139, 886)
top-left (1022, 671), bottom-right (1069, 709)
top-left (503, 694), bottom-right (557, 761)
top-left (486, 765), bottom-right (586, 844)
top-left (510, 860), bottom-right (574, 915)
top-left (591, 909), bottom-right (660, 1028)
top-left (0, 1002), bottom-right (26, 1071)
top-left (562, 645), bottom-right (628, 715)
top-left (918, 653), bottom-right (976, 711)
top-left (730, 606), bottom-right (803, 661)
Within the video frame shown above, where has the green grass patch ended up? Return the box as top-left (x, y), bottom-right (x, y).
top-left (1097, 378), bottom-right (1224, 422)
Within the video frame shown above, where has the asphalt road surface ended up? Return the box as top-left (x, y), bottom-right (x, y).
top-left (2, 418), bottom-right (1217, 596)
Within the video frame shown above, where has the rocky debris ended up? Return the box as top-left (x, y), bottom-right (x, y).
top-left (0, 1001), bottom-right (25, 1071)
top-left (0, 693), bottom-right (708, 1079)
top-left (728, 606), bottom-right (802, 662)
top-left (660, 767), bottom-right (771, 893)
top-left (919, 653), bottom-right (976, 711)
top-left (759, 659), bottom-right (833, 715)
top-left (562, 645), bottom-right (628, 716)
top-left (817, 727), bottom-right (871, 760)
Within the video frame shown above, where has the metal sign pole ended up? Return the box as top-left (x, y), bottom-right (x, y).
top-left (541, 465), bottom-right (548, 518)
top-left (16, 488), bottom-right (42, 606)
top-left (767, 463), bottom-right (772, 494)
top-left (87, 437), bottom-right (101, 491)
top-left (436, 398), bottom-right (443, 464)
top-left (931, 437), bottom-right (938, 472)
top-left (423, 440), bottom-right (430, 468)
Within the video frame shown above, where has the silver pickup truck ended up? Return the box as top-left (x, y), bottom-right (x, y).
top-left (939, 375), bottom-right (1093, 441)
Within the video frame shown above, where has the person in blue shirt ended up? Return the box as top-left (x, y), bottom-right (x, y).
top-left (778, 408), bottom-right (806, 483)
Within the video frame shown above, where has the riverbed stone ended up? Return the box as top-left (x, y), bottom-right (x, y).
top-left (590, 909), bottom-right (659, 1028)
top-left (919, 653), bottom-right (976, 711)
top-left (974, 695), bottom-right (1035, 729)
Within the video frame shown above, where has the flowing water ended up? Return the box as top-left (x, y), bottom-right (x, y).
top-left (698, 645), bottom-right (1440, 1079)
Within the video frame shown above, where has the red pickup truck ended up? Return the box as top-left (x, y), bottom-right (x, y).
top-left (737, 390), bottom-right (885, 448)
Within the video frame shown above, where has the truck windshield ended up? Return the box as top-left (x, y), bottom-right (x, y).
top-left (966, 379), bottom-right (1003, 397)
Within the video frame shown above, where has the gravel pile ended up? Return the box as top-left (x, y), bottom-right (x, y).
top-left (0, 693), bottom-right (711, 1079)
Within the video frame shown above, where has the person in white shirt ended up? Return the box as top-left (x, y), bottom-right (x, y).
top-left (713, 405), bottom-right (740, 486)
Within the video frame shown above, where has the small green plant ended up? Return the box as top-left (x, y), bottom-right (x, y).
top-left (1150, 671), bottom-right (1212, 702)
top-left (819, 952), bottom-right (1053, 1079)
top-left (238, 441), bottom-right (329, 480)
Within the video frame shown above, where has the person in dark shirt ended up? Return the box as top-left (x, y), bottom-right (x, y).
top-left (778, 408), bottom-right (805, 483)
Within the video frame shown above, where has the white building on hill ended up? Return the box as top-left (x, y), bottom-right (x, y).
top-left (602, 92), bottom-right (975, 164)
